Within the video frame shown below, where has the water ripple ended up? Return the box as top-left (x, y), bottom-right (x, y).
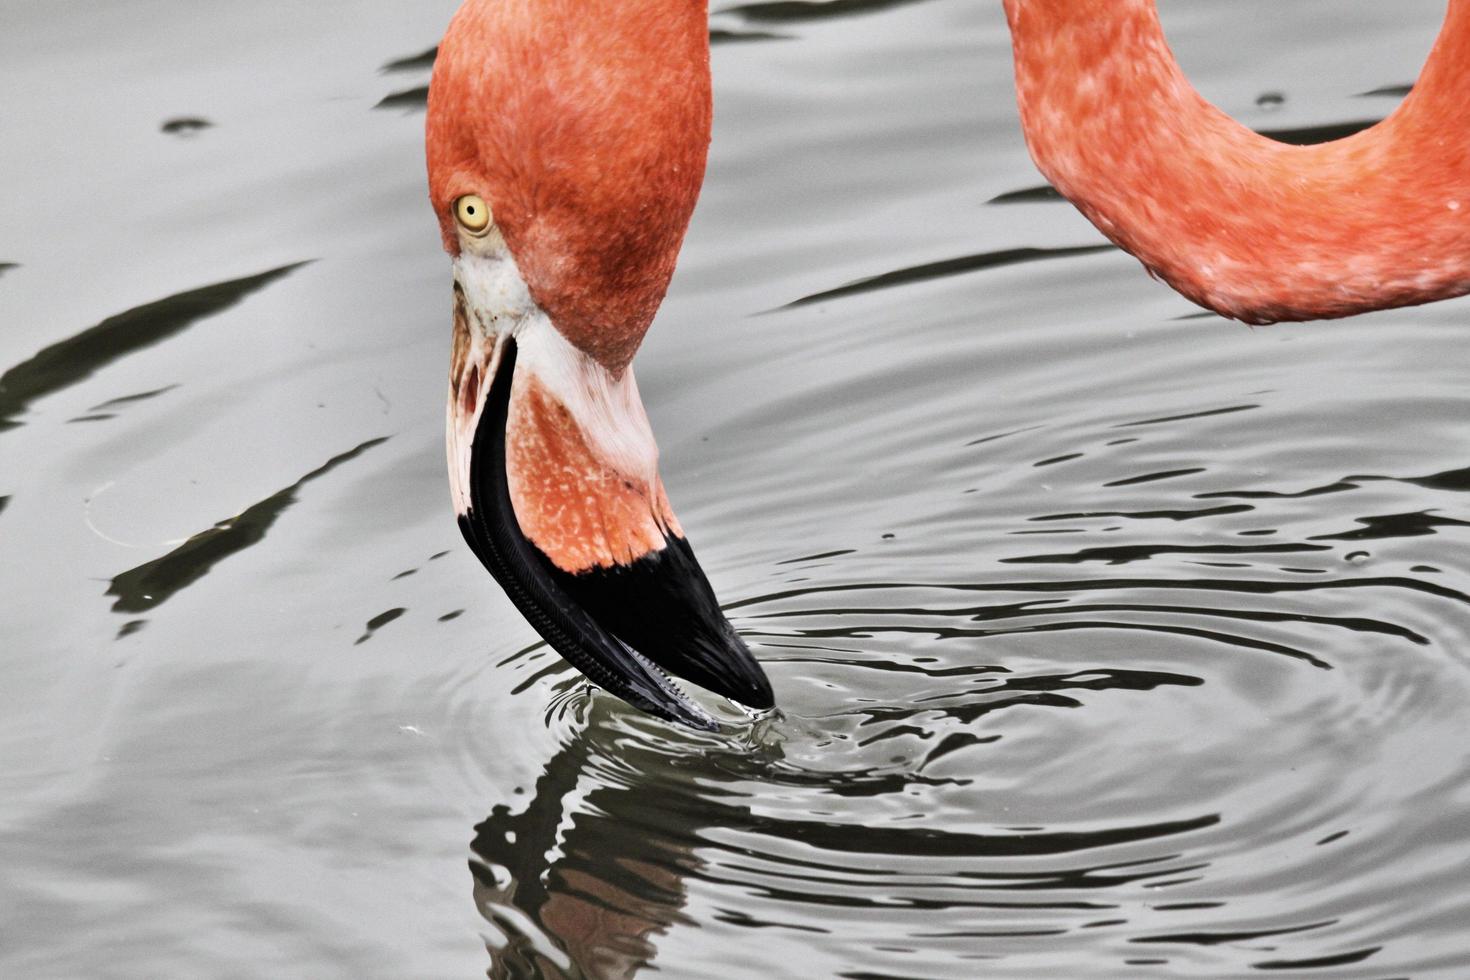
top-left (776, 245), bottom-right (1115, 309)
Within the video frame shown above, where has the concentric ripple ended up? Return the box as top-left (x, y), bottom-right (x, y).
top-left (453, 537), bottom-right (1470, 977)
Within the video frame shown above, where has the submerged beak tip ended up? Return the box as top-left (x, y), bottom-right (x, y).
top-left (709, 637), bottom-right (775, 710)
top-left (741, 677), bottom-right (777, 712)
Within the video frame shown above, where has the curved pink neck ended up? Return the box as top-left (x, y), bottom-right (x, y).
top-left (1004, 0), bottom-right (1470, 322)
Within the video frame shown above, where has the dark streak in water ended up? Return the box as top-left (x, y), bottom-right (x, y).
top-left (1309, 510), bottom-right (1470, 542)
top-left (1131, 918), bottom-right (1334, 946)
top-left (0, 263), bottom-right (18, 279)
top-left (718, 0), bottom-right (935, 23)
top-left (966, 424), bottom-right (1045, 448)
top-left (1402, 464), bottom-right (1470, 492)
top-left (1104, 468), bottom-right (1206, 488)
top-left (1206, 467), bottom-right (1470, 505)
top-left (782, 811), bottom-right (1217, 863)
top-left (777, 549), bottom-right (858, 565)
top-left (754, 812), bottom-right (1220, 860)
top-left (710, 27), bottom-right (792, 43)
top-left (380, 46), bottom-right (438, 73)
top-left (1197, 480), bottom-right (1358, 501)
top-left (1000, 542), bottom-right (1330, 567)
top-left (777, 245), bottom-right (1115, 309)
top-left (0, 495), bottom-right (9, 518)
top-left (987, 185), bottom-right (1065, 205)
top-left (923, 668), bottom-right (1203, 703)
top-left (160, 117), bottom-right (212, 135)
top-left (88, 384), bottom-right (180, 411)
top-left (373, 85), bottom-right (429, 111)
top-left (0, 262), bottom-right (309, 431)
top-left (1358, 83), bottom-right (1412, 98)
top-left (71, 384), bottom-right (182, 423)
top-left (918, 732), bottom-right (1002, 767)
top-left (1030, 504), bottom-right (1253, 523)
top-left (106, 437), bottom-right (388, 613)
top-left (1251, 946), bottom-right (1381, 970)
top-left (716, 908), bottom-right (830, 934)
top-left (1258, 119), bottom-right (1378, 144)
top-left (356, 607), bottom-right (406, 645)
top-left (1114, 404), bottom-right (1260, 428)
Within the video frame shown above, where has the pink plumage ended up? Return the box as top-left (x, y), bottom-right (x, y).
top-left (1005, 0), bottom-right (1470, 322)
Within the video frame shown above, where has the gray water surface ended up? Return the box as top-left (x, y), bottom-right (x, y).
top-left (3, 2), bottom-right (1468, 977)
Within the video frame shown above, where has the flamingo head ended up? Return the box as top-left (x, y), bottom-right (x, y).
top-left (425, 0), bottom-right (772, 728)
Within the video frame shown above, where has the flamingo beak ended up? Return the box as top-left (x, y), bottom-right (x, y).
top-left (450, 325), bottom-right (773, 730)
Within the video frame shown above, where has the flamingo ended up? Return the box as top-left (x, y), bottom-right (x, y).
top-left (425, 0), bottom-right (1470, 727)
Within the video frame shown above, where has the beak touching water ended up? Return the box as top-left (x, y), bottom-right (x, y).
top-left (447, 272), bottom-right (773, 730)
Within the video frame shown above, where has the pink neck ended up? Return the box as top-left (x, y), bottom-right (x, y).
top-left (1004, 0), bottom-right (1470, 322)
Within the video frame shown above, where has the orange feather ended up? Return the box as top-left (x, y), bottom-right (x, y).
top-left (426, 0), bottom-right (712, 373)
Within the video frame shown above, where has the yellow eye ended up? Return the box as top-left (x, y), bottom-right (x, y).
top-left (454, 194), bottom-right (491, 235)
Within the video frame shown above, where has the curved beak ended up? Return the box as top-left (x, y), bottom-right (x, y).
top-left (451, 328), bottom-right (773, 730)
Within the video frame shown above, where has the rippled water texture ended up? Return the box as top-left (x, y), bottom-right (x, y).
top-left (3, 1), bottom-right (1469, 977)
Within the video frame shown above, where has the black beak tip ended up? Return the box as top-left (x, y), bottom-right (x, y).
top-left (710, 630), bottom-right (775, 711)
top-left (463, 334), bottom-right (775, 732)
top-left (553, 535), bottom-right (776, 717)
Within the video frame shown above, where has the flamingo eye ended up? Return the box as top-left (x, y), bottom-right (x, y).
top-left (454, 194), bottom-right (491, 235)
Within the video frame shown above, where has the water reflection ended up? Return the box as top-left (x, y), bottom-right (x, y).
top-left (379, 46), bottom-right (439, 73)
top-left (0, 262), bottom-right (309, 431)
top-left (779, 245), bottom-right (1114, 310)
top-left (159, 117), bottom-right (213, 136)
top-left (470, 715), bottom-right (699, 978)
top-left (106, 436), bottom-right (388, 614)
top-left (469, 684), bottom-right (1230, 978)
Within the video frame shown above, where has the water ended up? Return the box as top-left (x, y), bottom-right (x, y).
top-left (3, 1), bottom-right (1467, 977)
